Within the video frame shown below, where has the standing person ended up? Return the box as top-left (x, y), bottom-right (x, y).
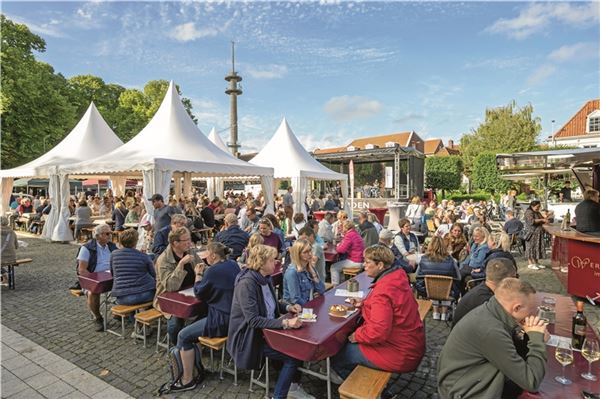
top-left (282, 186), bottom-right (294, 209)
top-left (559, 181), bottom-right (572, 202)
top-left (153, 227), bottom-right (198, 346)
top-left (151, 193), bottom-right (182, 233)
top-left (283, 239), bottom-right (325, 306)
top-left (170, 242), bottom-right (240, 393)
top-left (523, 200), bottom-right (549, 270)
top-left (77, 224), bottom-right (118, 331)
top-left (331, 245), bottom-right (425, 383)
top-left (227, 245), bottom-right (313, 399)
top-left (330, 221), bottom-right (365, 285)
top-left (437, 278), bottom-right (548, 399)
top-left (214, 213), bottom-right (250, 260)
top-left (574, 188), bottom-right (600, 235)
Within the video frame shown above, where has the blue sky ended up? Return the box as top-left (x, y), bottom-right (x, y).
top-left (3, 1), bottom-right (599, 153)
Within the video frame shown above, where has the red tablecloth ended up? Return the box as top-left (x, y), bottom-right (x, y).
top-left (518, 292), bottom-right (600, 398)
top-left (263, 272), bottom-right (372, 362)
top-left (78, 271), bottom-right (113, 294)
top-left (368, 207), bottom-right (388, 224)
top-left (156, 290), bottom-right (204, 319)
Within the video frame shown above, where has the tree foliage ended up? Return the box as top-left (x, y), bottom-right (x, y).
top-left (460, 101), bottom-right (541, 174)
top-left (1, 15), bottom-right (197, 168)
top-left (471, 152), bottom-right (510, 193)
top-left (425, 156), bottom-right (463, 196)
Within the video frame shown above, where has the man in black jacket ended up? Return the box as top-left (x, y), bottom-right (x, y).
top-left (214, 214), bottom-right (249, 261)
top-left (575, 188), bottom-right (600, 235)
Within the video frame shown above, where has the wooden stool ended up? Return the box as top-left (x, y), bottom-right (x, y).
top-left (69, 289), bottom-right (84, 297)
top-left (108, 302), bottom-right (153, 338)
top-left (198, 336), bottom-right (237, 385)
top-left (133, 308), bottom-right (164, 348)
top-left (249, 357), bottom-right (270, 397)
top-left (338, 365), bottom-right (392, 399)
top-left (1, 258), bottom-right (32, 290)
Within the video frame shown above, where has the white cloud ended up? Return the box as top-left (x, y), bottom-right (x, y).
top-left (245, 64), bottom-right (288, 79)
top-left (463, 56), bottom-right (530, 70)
top-left (548, 42), bottom-right (598, 63)
top-left (485, 2), bottom-right (600, 39)
top-left (6, 14), bottom-right (66, 38)
top-left (168, 22), bottom-right (219, 42)
top-left (324, 95), bottom-right (382, 122)
top-left (527, 64), bottom-right (556, 86)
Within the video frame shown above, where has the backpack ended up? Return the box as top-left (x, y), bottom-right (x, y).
top-left (156, 345), bottom-right (205, 395)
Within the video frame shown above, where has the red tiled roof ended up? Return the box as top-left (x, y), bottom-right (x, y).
top-left (314, 131), bottom-right (417, 154)
top-left (313, 146), bottom-right (346, 155)
top-left (436, 146), bottom-right (461, 156)
top-left (553, 99), bottom-right (600, 139)
top-left (423, 139), bottom-right (443, 155)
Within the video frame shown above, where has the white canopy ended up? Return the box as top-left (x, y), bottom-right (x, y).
top-left (62, 81), bottom-right (274, 222)
top-left (208, 127), bottom-right (234, 157)
top-left (0, 103), bottom-right (124, 241)
top-left (250, 118), bottom-right (349, 216)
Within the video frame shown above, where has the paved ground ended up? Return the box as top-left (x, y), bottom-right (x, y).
top-left (1, 232), bottom-right (598, 399)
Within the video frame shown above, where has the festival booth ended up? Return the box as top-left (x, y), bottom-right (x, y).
top-left (250, 118), bottom-right (350, 217)
top-left (497, 148), bottom-right (600, 302)
top-left (0, 103), bottom-right (124, 241)
top-left (61, 82), bottom-right (275, 240)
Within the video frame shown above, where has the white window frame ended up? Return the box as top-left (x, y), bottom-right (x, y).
top-left (587, 110), bottom-right (600, 133)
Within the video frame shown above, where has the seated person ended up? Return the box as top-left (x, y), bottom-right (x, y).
top-left (238, 232), bottom-right (263, 265)
top-left (330, 221), bottom-right (365, 285)
top-left (478, 232), bottom-right (517, 280)
top-left (112, 201), bottom-right (129, 231)
top-left (331, 210), bottom-right (348, 242)
top-left (291, 213), bottom-right (306, 239)
top-left (415, 236), bottom-right (461, 321)
top-left (283, 239), bottom-right (326, 306)
top-left (200, 198), bottom-right (215, 229)
top-left (227, 245), bottom-right (312, 399)
top-left (435, 212), bottom-right (455, 237)
top-left (438, 278), bottom-right (548, 399)
top-left (378, 229), bottom-right (413, 274)
top-left (452, 258), bottom-right (517, 328)
top-left (152, 214), bottom-right (188, 257)
top-left (110, 228), bottom-right (155, 306)
top-left (459, 227), bottom-right (490, 281)
top-left (264, 213), bottom-right (286, 247)
top-left (124, 203), bottom-right (141, 224)
top-left (575, 188), bottom-right (600, 235)
top-left (393, 218), bottom-right (420, 261)
top-left (503, 210), bottom-right (523, 235)
top-left (258, 218), bottom-right (283, 254)
top-left (77, 224), bottom-right (117, 331)
top-left (318, 212), bottom-right (335, 243)
top-left (241, 207), bottom-right (259, 234)
top-left (171, 242), bottom-right (240, 393)
top-left (1, 216), bottom-right (19, 285)
top-left (136, 216), bottom-right (154, 255)
top-left (153, 227), bottom-right (198, 346)
top-left (331, 245), bottom-right (425, 383)
top-left (357, 211), bottom-right (379, 247)
top-left (443, 223), bottom-right (467, 262)
top-left (214, 213), bottom-right (249, 261)
top-left (74, 199), bottom-right (95, 240)
top-left (297, 227), bottom-right (326, 282)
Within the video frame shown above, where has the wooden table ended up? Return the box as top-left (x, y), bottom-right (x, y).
top-left (78, 271), bottom-right (113, 331)
top-left (156, 289), bottom-right (204, 319)
top-left (264, 272), bottom-right (373, 399)
top-left (543, 225), bottom-right (600, 301)
top-left (518, 292), bottom-right (600, 398)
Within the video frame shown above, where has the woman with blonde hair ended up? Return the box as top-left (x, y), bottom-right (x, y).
top-left (477, 232), bottom-right (517, 280)
top-left (228, 245), bottom-right (312, 399)
top-left (405, 195), bottom-right (424, 225)
top-left (283, 239), bottom-right (325, 306)
top-left (112, 201), bottom-right (129, 231)
top-left (331, 210), bottom-right (348, 242)
top-left (443, 223), bottom-right (467, 261)
top-left (238, 232), bottom-right (264, 264)
top-left (459, 226), bottom-right (490, 283)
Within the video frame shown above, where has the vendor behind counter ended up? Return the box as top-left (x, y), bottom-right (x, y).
top-left (574, 188), bottom-right (600, 235)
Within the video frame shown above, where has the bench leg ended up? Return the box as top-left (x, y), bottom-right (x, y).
top-left (8, 265), bottom-right (15, 290)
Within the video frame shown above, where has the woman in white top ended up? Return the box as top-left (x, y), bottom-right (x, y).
top-left (405, 196), bottom-right (424, 225)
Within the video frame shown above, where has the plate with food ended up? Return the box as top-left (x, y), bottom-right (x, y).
top-left (299, 309), bottom-right (317, 322)
top-left (328, 304), bottom-right (357, 318)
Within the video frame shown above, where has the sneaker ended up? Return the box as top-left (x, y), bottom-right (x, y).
top-left (94, 317), bottom-right (104, 332)
top-left (536, 264), bottom-right (546, 269)
top-left (527, 264), bottom-right (540, 270)
top-left (433, 312), bottom-right (441, 320)
top-left (329, 369), bottom-right (345, 385)
top-left (440, 313), bottom-right (448, 321)
top-left (169, 379), bottom-right (197, 393)
top-left (287, 383), bottom-right (316, 399)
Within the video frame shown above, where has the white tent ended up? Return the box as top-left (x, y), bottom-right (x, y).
top-left (205, 127), bottom-right (233, 198)
top-left (0, 103), bottom-right (124, 241)
top-left (250, 118), bottom-right (349, 216)
top-left (62, 81), bottom-right (275, 226)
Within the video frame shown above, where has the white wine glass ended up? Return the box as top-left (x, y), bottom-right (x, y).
top-left (581, 337), bottom-right (599, 381)
top-left (554, 340), bottom-right (573, 385)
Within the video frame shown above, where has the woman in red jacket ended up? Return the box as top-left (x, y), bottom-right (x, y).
top-left (331, 245), bottom-right (425, 381)
top-left (330, 221), bottom-right (365, 285)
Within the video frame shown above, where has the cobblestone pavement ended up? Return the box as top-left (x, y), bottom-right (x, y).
top-left (1, 233), bottom-right (598, 399)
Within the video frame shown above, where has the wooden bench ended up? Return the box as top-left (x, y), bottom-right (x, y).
top-left (338, 365), bottom-right (392, 399)
top-left (1, 258), bottom-right (33, 290)
top-left (198, 336), bottom-right (237, 384)
top-left (69, 289), bottom-right (84, 297)
top-left (108, 302), bottom-right (153, 338)
top-left (133, 308), bottom-right (165, 349)
top-left (416, 299), bottom-right (433, 321)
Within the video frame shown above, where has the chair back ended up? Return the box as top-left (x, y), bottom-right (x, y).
top-left (424, 275), bottom-right (453, 301)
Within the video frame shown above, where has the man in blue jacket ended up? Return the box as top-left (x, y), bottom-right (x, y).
top-left (214, 214), bottom-right (249, 261)
top-left (152, 214), bottom-right (188, 257)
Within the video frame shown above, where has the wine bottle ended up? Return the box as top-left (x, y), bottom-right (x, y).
top-left (572, 301), bottom-right (587, 350)
top-left (565, 209), bottom-right (571, 229)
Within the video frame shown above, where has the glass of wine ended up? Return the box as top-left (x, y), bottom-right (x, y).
top-left (554, 340), bottom-right (573, 385)
top-left (581, 337), bottom-right (599, 381)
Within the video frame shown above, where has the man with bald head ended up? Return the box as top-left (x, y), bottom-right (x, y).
top-left (438, 278), bottom-right (548, 399)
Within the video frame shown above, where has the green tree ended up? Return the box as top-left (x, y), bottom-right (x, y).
top-left (460, 101), bottom-right (541, 174)
top-left (1, 15), bottom-right (77, 168)
top-left (471, 152), bottom-right (510, 193)
top-left (425, 156), bottom-right (463, 198)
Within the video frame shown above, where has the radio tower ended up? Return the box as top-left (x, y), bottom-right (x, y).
top-left (225, 41), bottom-right (242, 157)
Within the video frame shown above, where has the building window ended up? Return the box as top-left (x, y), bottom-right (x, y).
top-left (587, 110), bottom-right (600, 133)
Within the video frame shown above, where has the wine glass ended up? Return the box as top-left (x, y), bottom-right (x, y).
top-left (554, 340), bottom-right (573, 385)
top-left (581, 337), bottom-right (599, 381)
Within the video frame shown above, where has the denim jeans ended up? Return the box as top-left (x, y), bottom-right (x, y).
top-left (167, 317), bottom-right (186, 347)
top-left (332, 342), bottom-right (378, 379)
top-left (330, 260), bottom-right (363, 285)
top-left (115, 290), bottom-right (155, 306)
top-left (263, 345), bottom-right (301, 399)
top-left (176, 318), bottom-right (207, 350)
